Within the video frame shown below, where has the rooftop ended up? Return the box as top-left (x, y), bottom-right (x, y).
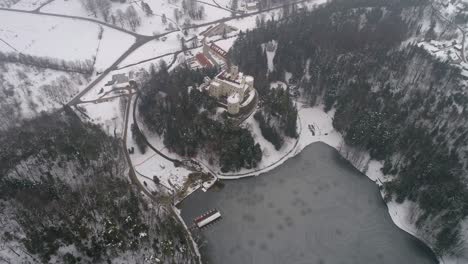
top-left (227, 93), bottom-right (240, 104)
top-left (195, 53), bottom-right (213, 68)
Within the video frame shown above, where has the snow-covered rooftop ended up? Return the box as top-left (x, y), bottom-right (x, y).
top-left (227, 93), bottom-right (240, 104)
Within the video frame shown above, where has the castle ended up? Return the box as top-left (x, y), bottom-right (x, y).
top-left (190, 22), bottom-right (256, 116)
top-left (203, 65), bottom-right (255, 115)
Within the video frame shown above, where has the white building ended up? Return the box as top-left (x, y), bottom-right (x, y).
top-left (245, 1), bottom-right (258, 11)
top-left (206, 65), bottom-right (255, 115)
top-left (227, 93), bottom-right (240, 114)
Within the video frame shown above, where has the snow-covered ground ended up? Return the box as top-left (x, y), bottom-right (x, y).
top-left (1, 0), bottom-right (49, 10)
top-left (212, 0), bottom-right (235, 11)
top-left (265, 40), bottom-right (277, 72)
top-left (212, 103), bottom-right (342, 178)
top-left (131, 101), bottom-right (341, 181)
top-left (0, 11), bottom-right (99, 61)
top-left (0, 10), bottom-right (135, 71)
top-left (42, 0), bottom-right (232, 35)
top-left (131, 145), bottom-right (192, 191)
top-left (79, 97), bottom-right (126, 136)
top-left (40, 0), bottom-right (85, 14)
top-left (43, 0), bottom-right (180, 35)
top-left (93, 28), bottom-right (135, 72)
top-left (80, 76), bottom-right (115, 102)
top-left (363, 157), bottom-right (449, 263)
top-left (117, 30), bottom-right (237, 72)
top-left (127, 119), bottom-right (193, 191)
top-left (191, 3), bottom-right (232, 25)
top-left (214, 36), bottom-right (237, 51)
top-left (0, 62), bottom-right (88, 125)
top-left (118, 33), bottom-right (183, 67)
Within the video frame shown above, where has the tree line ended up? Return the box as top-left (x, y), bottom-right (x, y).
top-left (0, 51), bottom-right (94, 75)
top-left (254, 87), bottom-right (298, 150)
top-left (229, 0), bottom-right (468, 256)
top-left (80, 0), bottom-right (142, 31)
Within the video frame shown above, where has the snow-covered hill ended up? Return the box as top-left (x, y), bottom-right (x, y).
top-left (0, 62), bottom-right (89, 130)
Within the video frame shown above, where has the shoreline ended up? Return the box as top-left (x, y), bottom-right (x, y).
top-left (183, 103), bottom-right (447, 264)
top-left (134, 99), bottom-right (447, 263)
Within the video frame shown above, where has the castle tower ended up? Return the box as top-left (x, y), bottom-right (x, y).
top-left (245, 76), bottom-right (254, 91)
top-left (230, 65), bottom-right (239, 78)
top-left (227, 93), bottom-right (240, 115)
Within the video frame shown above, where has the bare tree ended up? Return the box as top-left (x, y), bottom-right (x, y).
top-left (125, 6), bottom-right (141, 31)
top-left (141, 1), bottom-right (153, 16)
top-left (174, 8), bottom-right (180, 22)
top-left (96, 0), bottom-right (112, 22)
top-left (80, 0), bottom-right (98, 17)
top-left (116, 9), bottom-right (126, 28)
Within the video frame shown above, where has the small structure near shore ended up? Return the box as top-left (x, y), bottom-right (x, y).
top-left (194, 209), bottom-right (222, 229)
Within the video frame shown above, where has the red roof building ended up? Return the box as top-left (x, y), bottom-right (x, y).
top-left (195, 53), bottom-right (213, 68)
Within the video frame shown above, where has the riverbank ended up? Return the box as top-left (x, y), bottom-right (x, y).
top-left (132, 98), bottom-right (446, 263)
top-left (178, 143), bottom-right (439, 264)
top-left (198, 102), bottom-right (342, 179)
top-left (211, 103), bottom-right (447, 263)
top-left (341, 147), bottom-right (446, 264)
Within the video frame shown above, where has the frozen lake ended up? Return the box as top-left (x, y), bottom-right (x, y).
top-left (179, 142), bottom-right (438, 264)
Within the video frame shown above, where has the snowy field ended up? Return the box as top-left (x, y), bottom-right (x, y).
top-left (127, 120), bottom-right (193, 192)
top-left (79, 97), bottom-right (126, 136)
top-left (0, 11), bottom-right (99, 60)
top-left (190, 3), bottom-right (232, 25)
top-left (1, 0), bottom-right (49, 10)
top-left (43, 0), bottom-right (181, 35)
top-left (43, 0), bottom-right (231, 35)
top-left (0, 11), bottom-right (135, 71)
top-left (118, 45), bottom-right (190, 72)
top-left (211, 0), bottom-right (233, 10)
top-left (213, 36), bottom-right (237, 51)
top-left (0, 62), bottom-right (88, 124)
top-left (118, 33), bottom-right (184, 67)
top-left (93, 28), bottom-right (135, 71)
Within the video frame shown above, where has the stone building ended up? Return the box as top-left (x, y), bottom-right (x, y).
top-left (206, 65), bottom-right (255, 115)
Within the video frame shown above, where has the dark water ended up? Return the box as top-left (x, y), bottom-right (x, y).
top-left (179, 143), bottom-right (438, 264)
